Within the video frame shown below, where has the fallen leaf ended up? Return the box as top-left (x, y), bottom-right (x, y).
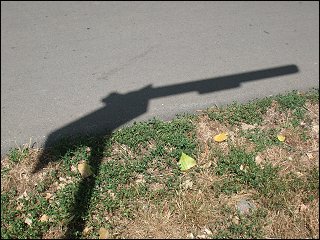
top-left (312, 124), bottom-right (319, 134)
top-left (197, 235), bottom-right (206, 239)
top-left (16, 204), bottom-right (23, 211)
top-left (83, 226), bottom-right (93, 236)
top-left (181, 179), bottom-right (193, 189)
top-left (39, 214), bottom-right (49, 222)
top-left (70, 165), bottom-right (77, 172)
top-left (241, 123), bottom-right (256, 131)
top-left (201, 161), bottom-right (212, 169)
top-left (135, 174), bottom-right (146, 184)
top-left (306, 152), bottom-right (314, 160)
top-left (150, 182), bottom-right (165, 191)
top-left (78, 162), bottom-right (93, 178)
top-left (277, 134), bottom-right (286, 142)
top-left (232, 216), bottom-right (240, 225)
top-left (214, 132), bottom-right (228, 142)
top-left (86, 147), bottom-right (91, 153)
top-left (59, 177), bottom-right (67, 182)
top-left (178, 152), bottom-right (197, 171)
top-left (44, 192), bottom-right (53, 200)
top-left (25, 217), bottom-right (32, 226)
top-left (255, 155), bottom-right (263, 165)
top-left (17, 191), bottom-right (29, 200)
top-left (299, 203), bottom-right (308, 212)
top-left (107, 190), bottom-right (116, 200)
top-left (99, 227), bottom-right (110, 239)
top-left (187, 233), bottom-right (195, 239)
top-left (204, 227), bottom-right (213, 235)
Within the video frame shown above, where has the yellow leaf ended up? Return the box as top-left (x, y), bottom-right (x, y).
top-left (99, 227), bottom-right (110, 239)
top-left (78, 162), bottom-right (93, 178)
top-left (214, 132), bottom-right (228, 142)
top-left (277, 134), bottom-right (286, 142)
top-left (178, 152), bottom-right (197, 171)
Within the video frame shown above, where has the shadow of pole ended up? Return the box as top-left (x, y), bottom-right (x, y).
top-left (33, 64), bottom-right (298, 238)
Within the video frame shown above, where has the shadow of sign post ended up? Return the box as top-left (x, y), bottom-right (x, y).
top-left (32, 64), bottom-right (298, 238)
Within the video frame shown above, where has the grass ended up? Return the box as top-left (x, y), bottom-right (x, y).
top-left (1, 89), bottom-right (319, 239)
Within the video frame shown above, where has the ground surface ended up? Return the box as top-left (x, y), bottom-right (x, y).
top-left (1, 89), bottom-right (318, 239)
top-left (1, 1), bottom-right (319, 156)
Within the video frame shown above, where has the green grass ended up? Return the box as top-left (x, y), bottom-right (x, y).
top-left (214, 147), bottom-right (281, 195)
top-left (1, 89), bottom-right (319, 239)
top-left (207, 97), bottom-right (273, 126)
top-left (7, 147), bottom-right (29, 164)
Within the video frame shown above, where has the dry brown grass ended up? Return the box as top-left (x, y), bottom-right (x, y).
top-left (263, 198), bottom-right (319, 239)
top-left (1, 148), bottom-right (60, 196)
top-left (1, 93), bottom-right (319, 239)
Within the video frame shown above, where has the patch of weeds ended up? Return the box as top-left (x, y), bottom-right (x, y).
top-left (305, 88), bottom-right (319, 103)
top-left (240, 128), bottom-right (280, 152)
top-left (276, 90), bottom-right (306, 110)
top-left (211, 177), bottom-right (245, 196)
top-left (1, 166), bottom-right (10, 176)
top-left (213, 209), bottom-right (267, 239)
top-left (113, 117), bottom-right (197, 158)
top-left (8, 147), bottom-right (29, 164)
top-left (207, 97), bottom-right (272, 126)
top-left (261, 168), bottom-right (319, 211)
top-left (215, 147), bottom-right (280, 194)
top-left (306, 167), bottom-right (319, 192)
top-left (1, 189), bottom-right (56, 239)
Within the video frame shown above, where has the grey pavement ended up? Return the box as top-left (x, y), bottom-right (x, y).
top-left (1, 1), bottom-right (319, 156)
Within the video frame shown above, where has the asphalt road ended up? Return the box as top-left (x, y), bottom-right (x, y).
top-left (1, 1), bottom-right (319, 156)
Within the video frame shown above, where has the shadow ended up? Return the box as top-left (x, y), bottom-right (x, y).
top-left (33, 64), bottom-right (298, 238)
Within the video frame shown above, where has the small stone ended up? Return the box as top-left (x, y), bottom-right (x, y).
top-left (236, 199), bottom-right (256, 215)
